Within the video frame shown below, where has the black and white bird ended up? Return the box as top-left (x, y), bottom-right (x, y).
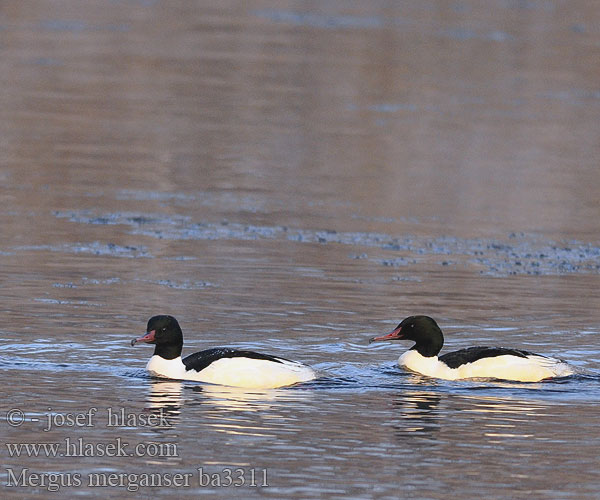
top-left (132, 315), bottom-right (316, 388)
top-left (370, 315), bottom-right (574, 382)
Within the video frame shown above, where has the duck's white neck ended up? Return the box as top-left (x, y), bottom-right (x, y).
top-left (399, 350), bottom-right (454, 379)
top-left (146, 355), bottom-right (186, 379)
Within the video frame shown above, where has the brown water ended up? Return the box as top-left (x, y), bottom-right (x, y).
top-left (1, 1), bottom-right (600, 498)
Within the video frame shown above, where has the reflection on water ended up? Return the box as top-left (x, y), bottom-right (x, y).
top-left (143, 379), bottom-right (317, 440)
top-left (145, 381), bottom-right (183, 426)
top-left (190, 384), bottom-right (312, 413)
top-left (393, 391), bottom-right (442, 435)
top-left (146, 379), bottom-right (314, 421)
top-left (391, 388), bottom-right (562, 441)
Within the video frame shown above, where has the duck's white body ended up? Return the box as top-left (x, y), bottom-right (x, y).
top-left (146, 354), bottom-right (316, 389)
top-left (398, 350), bottom-right (574, 382)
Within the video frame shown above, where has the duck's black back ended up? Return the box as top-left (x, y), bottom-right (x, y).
top-left (183, 348), bottom-right (288, 372)
top-left (439, 346), bottom-right (533, 369)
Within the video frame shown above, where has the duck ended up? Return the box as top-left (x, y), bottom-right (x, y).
top-left (369, 315), bottom-right (574, 382)
top-left (131, 315), bottom-right (316, 389)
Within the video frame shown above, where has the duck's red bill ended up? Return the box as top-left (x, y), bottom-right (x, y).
top-left (369, 326), bottom-right (403, 343)
top-left (131, 329), bottom-right (156, 346)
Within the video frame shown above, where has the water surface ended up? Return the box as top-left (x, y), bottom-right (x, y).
top-left (1, 1), bottom-right (599, 498)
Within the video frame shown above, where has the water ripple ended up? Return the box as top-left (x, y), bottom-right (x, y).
top-left (52, 210), bottom-right (600, 277)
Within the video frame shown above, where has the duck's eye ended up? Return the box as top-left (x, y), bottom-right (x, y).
top-left (161, 327), bottom-right (167, 332)
top-left (410, 324), bottom-right (414, 328)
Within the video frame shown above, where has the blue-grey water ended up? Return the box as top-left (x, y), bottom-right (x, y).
top-left (1, 1), bottom-right (600, 498)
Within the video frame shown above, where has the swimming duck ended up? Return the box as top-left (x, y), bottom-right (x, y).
top-left (370, 315), bottom-right (574, 382)
top-left (132, 315), bottom-right (316, 389)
